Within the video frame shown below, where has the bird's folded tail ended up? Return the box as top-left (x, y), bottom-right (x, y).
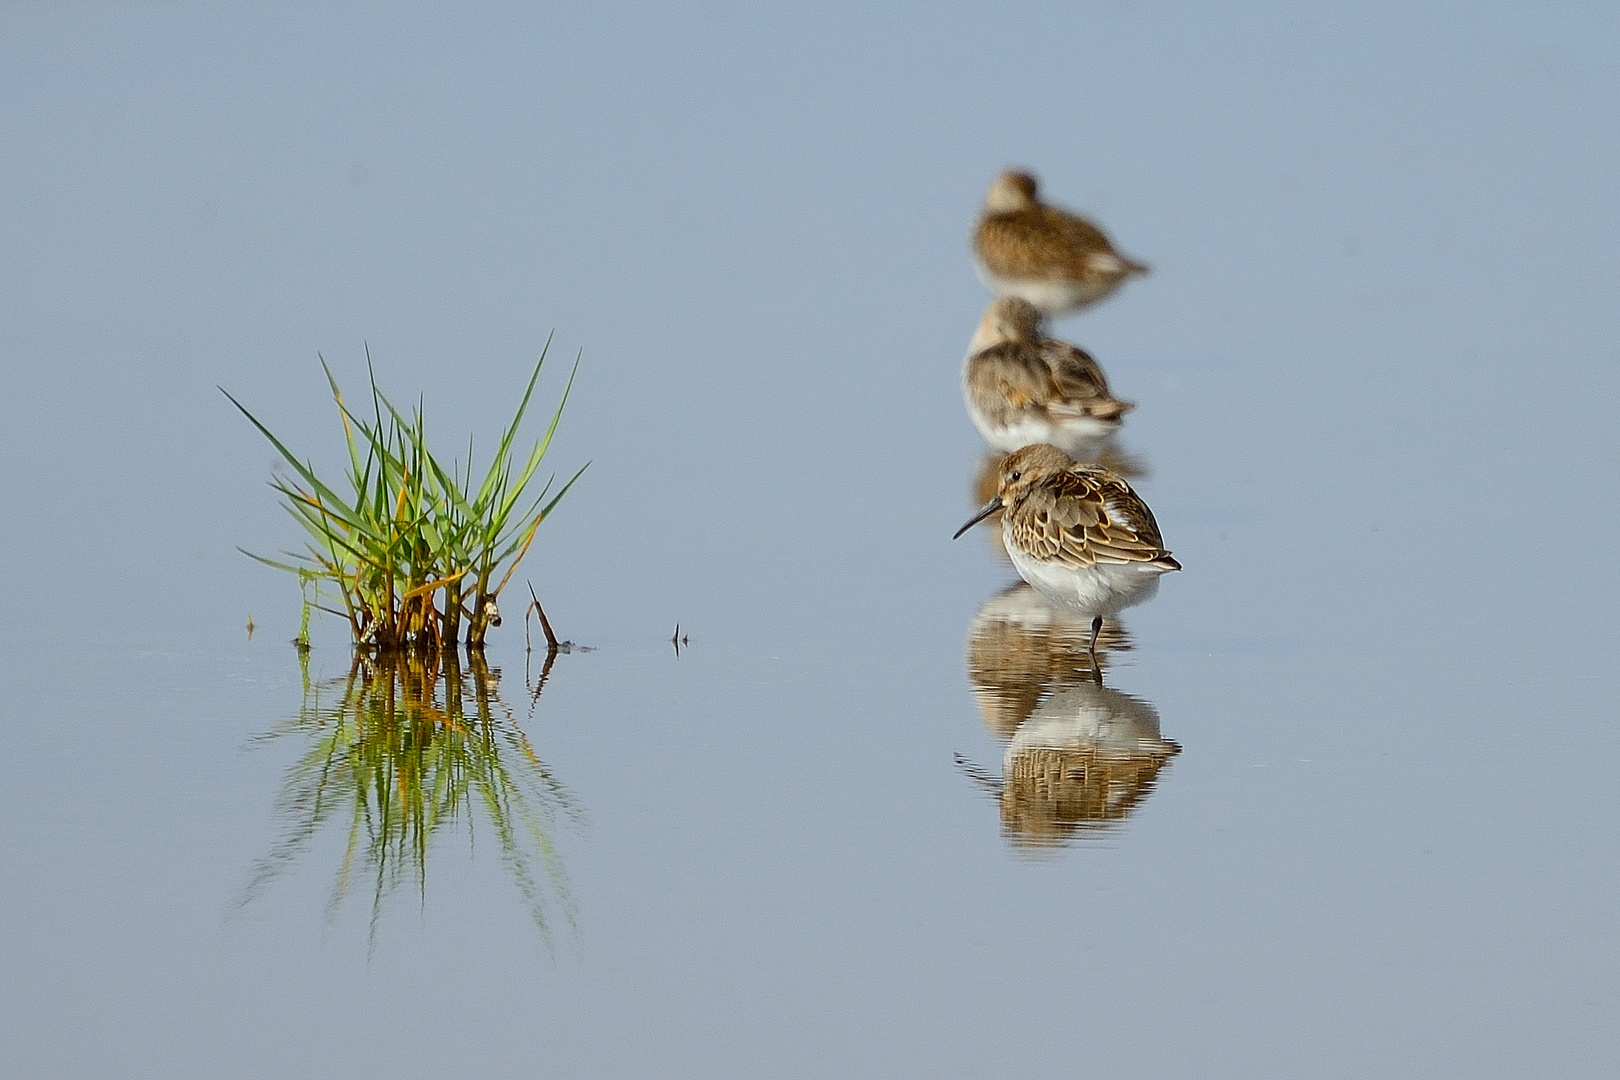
top-left (1087, 396), bottom-right (1135, 422)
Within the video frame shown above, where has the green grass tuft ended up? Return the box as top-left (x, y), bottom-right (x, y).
top-left (223, 341), bottom-right (586, 651)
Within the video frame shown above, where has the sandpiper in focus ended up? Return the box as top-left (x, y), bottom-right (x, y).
top-left (954, 444), bottom-right (1179, 656)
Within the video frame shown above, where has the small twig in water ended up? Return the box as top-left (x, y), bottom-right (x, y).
top-left (526, 581), bottom-right (560, 653)
top-left (953, 753), bottom-right (1004, 797)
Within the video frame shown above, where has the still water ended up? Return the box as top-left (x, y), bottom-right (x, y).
top-left (3, 3), bottom-right (1619, 1078)
top-left (3, 420), bottom-right (1614, 1076)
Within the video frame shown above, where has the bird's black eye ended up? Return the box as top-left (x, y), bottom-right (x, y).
top-left (1009, 470), bottom-right (1022, 482)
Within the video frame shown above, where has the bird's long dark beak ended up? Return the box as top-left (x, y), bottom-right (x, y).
top-left (953, 495), bottom-right (1002, 540)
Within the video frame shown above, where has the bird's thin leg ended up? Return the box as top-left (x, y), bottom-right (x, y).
top-left (1088, 616), bottom-right (1103, 661)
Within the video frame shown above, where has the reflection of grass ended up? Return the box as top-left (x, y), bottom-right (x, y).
top-left (223, 343), bottom-right (585, 650)
top-left (242, 649), bottom-right (580, 946)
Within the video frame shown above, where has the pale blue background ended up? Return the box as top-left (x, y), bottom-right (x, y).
top-left (2, 3), bottom-right (1616, 1077)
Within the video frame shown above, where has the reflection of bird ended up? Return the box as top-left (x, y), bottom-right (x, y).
top-left (963, 298), bottom-right (1132, 458)
top-left (966, 583), bottom-right (1131, 737)
top-left (999, 683), bottom-right (1179, 847)
top-left (972, 170), bottom-right (1148, 315)
top-left (956, 445), bottom-right (1178, 654)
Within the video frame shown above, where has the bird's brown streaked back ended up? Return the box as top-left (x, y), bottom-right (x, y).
top-left (973, 171), bottom-right (1149, 300)
top-left (993, 445), bottom-right (1177, 572)
top-left (965, 298), bottom-right (1134, 429)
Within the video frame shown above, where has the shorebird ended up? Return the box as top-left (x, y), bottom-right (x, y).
top-left (954, 444), bottom-right (1179, 655)
top-left (963, 296), bottom-right (1133, 458)
top-left (972, 170), bottom-right (1148, 315)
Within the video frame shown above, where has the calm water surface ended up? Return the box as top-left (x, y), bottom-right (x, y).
top-left (3, 3), bottom-right (1618, 1077)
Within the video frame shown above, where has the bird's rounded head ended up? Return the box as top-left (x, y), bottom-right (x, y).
top-left (984, 170), bottom-right (1040, 214)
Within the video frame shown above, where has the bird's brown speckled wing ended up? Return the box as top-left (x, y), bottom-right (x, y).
top-left (1007, 468), bottom-right (1172, 569)
top-left (975, 208), bottom-right (1118, 281)
top-left (965, 343), bottom-right (1062, 428)
top-left (1038, 340), bottom-right (1132, 419)
top-left (968, 339), bottom-right (1132, 426)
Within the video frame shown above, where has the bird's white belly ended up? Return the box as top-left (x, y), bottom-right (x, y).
top-left (1005, 541), bottom-right (1167, 618)
top-left (973, 261), bottom-right (1114, 314)
top-left (965, 403), bottom-right (1116, 457)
